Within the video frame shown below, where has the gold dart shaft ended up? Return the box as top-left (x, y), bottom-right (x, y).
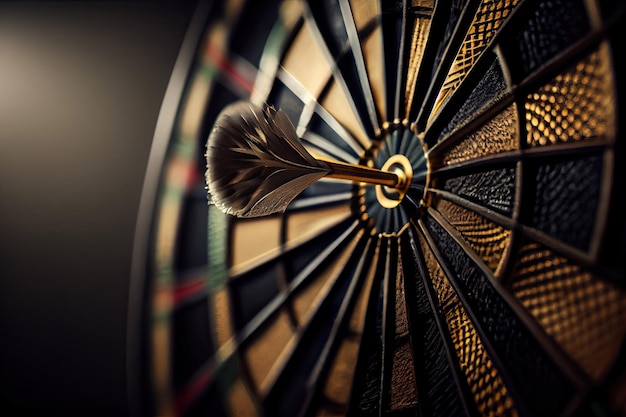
top-left (320, 159), bottom-right (406, 188)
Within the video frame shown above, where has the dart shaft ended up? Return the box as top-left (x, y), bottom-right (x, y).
top-left (322, 159), bottom-right (403, 188)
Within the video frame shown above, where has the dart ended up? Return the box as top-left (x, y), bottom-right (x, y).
top-left (205, 101), bottom-right (409, 218)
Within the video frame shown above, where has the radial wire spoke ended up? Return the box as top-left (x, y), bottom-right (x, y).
top-left (304, 0), bottom-right (380, 137)
top-left (262, 229), bottom-right (377, 416)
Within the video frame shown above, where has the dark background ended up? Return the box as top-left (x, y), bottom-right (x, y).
top-left (0, 1), bottom-right (199, 415)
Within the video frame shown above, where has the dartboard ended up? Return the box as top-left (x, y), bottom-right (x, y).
top-left (136, 0), bottom-right (626, 416)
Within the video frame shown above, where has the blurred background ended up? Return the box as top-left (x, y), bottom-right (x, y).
top-left (0, 2), bottom-right (198, 415)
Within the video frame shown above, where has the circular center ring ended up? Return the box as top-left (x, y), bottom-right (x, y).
top-left (375, 154), bottom-right (413, 208)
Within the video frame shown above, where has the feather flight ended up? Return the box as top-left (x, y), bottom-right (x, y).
top-left (205, 101), bottom-right (330, 218)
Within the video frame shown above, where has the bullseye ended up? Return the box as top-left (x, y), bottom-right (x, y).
top-left (357, 125), bottom-right (428, 235)
top-left (375, 154), bottom-right (413, 209)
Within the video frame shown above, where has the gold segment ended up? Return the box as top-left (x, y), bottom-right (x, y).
top-left (292, 265), bottom-right (333, 324)
top-left (244, 310), bottom-right (295, 392)
top-left (211, 288), bottom-right (234, 349)
top-left (231, 217), bottom-right (281, 268)
top-left (286, 202), bottom-right (352, 243)
top-left (322, 80), bottom-right (371, 149)
top-left (320, 238), bottom-right (381, 416)
top-left (250, 0), bottom-right (304, 104)
top-left (431, 0), bottom-right (521, 122)
top-left (389, 248), bottom-right (419, 411)
top-left (227, 377), bottom-right (257, 417)
top-left (405, 0), bottom-right (434, 115)
top-left (181, 75), bottom-right (212, 137)
top-left (281, 20), bottom-right (333, 98)
top-left (433, 198), bottom-right (511, 273)
top-left (509, 241), bottom-right (626, 381)
top-left (349, 0), bottom-right (386, 120)
top-left (229, 207), bottom-right (351, 277)
top-left (436, 104), bottom-right (520, 167)
top-left (418, 231), bottom-right (518, 417)
top-left (319, 339), bottom-right (361, 417)
top-left (390, 344), bottom-right (420, 411)
top-left (525, 44), bottom-right (616, 147)
top-left (292, 228), bottom-right (363, 324)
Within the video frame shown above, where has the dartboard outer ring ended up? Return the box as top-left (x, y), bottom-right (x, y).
top-left (131, 1), bottom-right (626, 416)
